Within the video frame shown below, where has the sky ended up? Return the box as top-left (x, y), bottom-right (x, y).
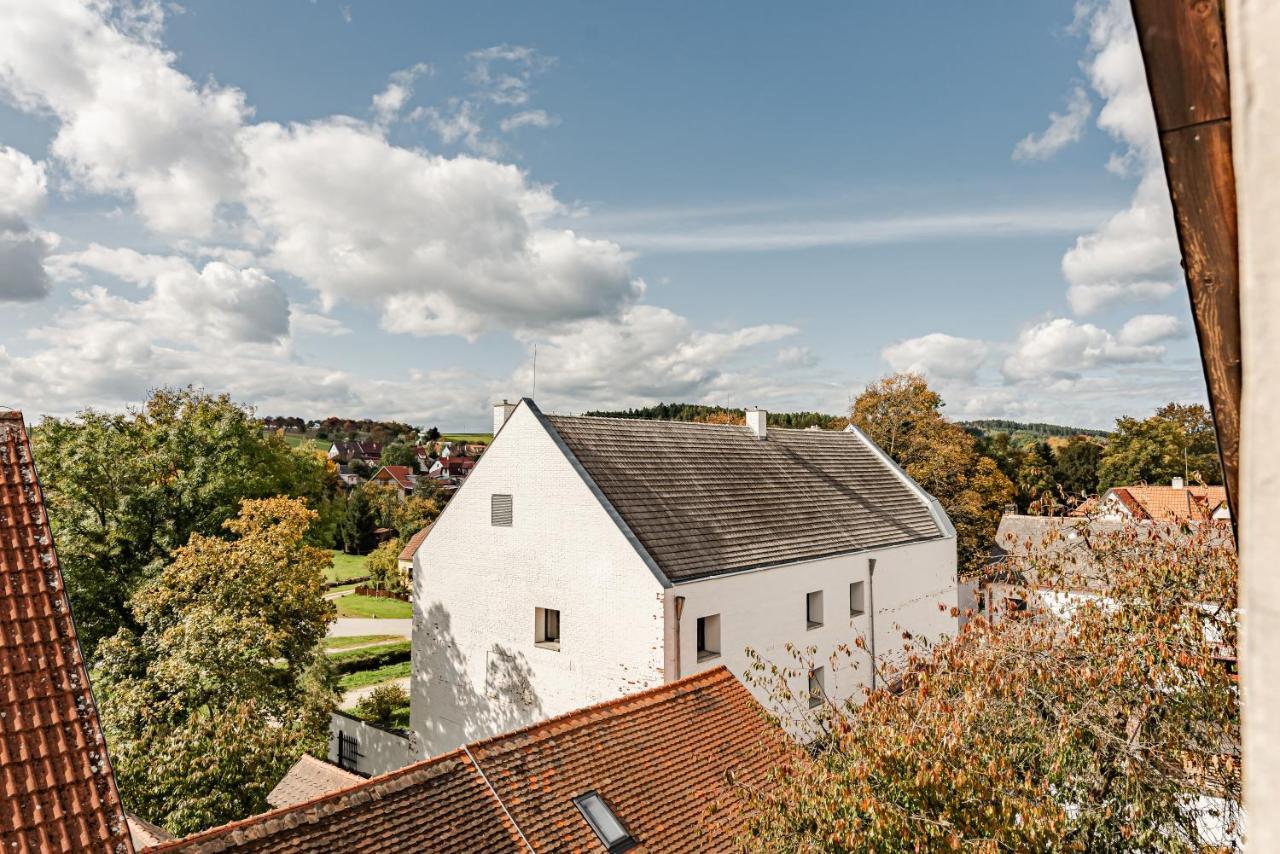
top-left (0, 0), bottom-right (1205, 430)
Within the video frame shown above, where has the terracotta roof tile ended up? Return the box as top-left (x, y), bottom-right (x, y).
top-left (397, 525), bottom-right (433, 563)
top-left (541, 411), bottom-right (945, 582)
top-left (151, 668), bottom-right (789, 852)
top-left (265, 755), bottom-right (361, 810)
top-left (0, 412), bottom-right (133, 853)
top-left (372, 466), bottom-right (416, 490)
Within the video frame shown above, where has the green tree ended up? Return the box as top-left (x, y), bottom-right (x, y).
top-left (1016, 441), bottom-right (1059, 512)
top-left (96, 498), bottom-right (338, 836)
top-left (32, 387), bottom-right (332, 658)
top-left (739, 521), bottom-right (1239, 851)
top-left (1098, 403), bottom-right (1222, 489)
top-left (354, 684), bottom-right (409, 728)
top-left (852, 374), bottom-right (1015, 574)
top-left (1055, 436), bottom-right (1103, 499)
top-left (380, 441), bottom-right (417, 468)
top-left (341, 486), bottom-right (378, 555)
top-left (366, 537), bottom-right (407, 594)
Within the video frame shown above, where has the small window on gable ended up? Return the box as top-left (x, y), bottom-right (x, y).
top-left (572, 791), bottom-right (636, 852)
top-left (491, 493), bottom-right (513, 526)
top-left (535, 606), bottom-right (560, 650)
top-left (696, 614), bottom-right (720, 661)
top-left (806, 590), bottom-right (823, 629)
top-left (808, 666), bottom-right (825, 709)
top-left (849, 581), bottom-right (866, 617)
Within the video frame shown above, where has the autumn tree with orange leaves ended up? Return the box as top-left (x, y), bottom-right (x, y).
top-left (736, 519), bottom-right (1239, 852)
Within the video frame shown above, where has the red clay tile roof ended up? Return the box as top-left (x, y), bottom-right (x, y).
top-left (372, 466), bottom-right (416, 490)
top-left (150, 667), bottom-right (789, 852)
top-left (397, 524), bottom-right (433, 563)
top-left (0, 412), bottom-right (133, 853)
top-left (1117, 485), bottom-right (1228, 522)
top-left (265, 755), bottom-right (361, 810)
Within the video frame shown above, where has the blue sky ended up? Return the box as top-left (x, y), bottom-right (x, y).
top-left (0, 0), bottom-right (1204, 429)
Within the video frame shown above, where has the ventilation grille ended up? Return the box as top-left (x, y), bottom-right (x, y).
top-left (491, 493), bottom-right (513, 527)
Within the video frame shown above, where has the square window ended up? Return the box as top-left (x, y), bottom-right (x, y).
top-left (849, 580), bottom-right (866, 617)
top-left (696, 614), bottom-right (720, 661)
top-left (535, 607), bottom-right (560, 650)
top-left (806, 590), bottom-right (823, 629)
top-left (808, 666), bottom-right (825, 709)
top-left (491, 493), bottom-right (513, 526)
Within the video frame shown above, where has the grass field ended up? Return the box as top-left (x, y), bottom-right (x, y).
top-left (335, 594), bottom-right (412, 619)
top-left (323, 634), bottom-right (399, 652)
top-left (327, 551), bottom-right (368, 583)
top-left (327, 640), bottom-right (411, 667)
top-left (440, 433), bottom-right (491, 443)
top-left (339, 660), bottom-right (411, 691)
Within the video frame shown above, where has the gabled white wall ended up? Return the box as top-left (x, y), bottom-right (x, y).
top-left (410, 403), bottom-right (667, 758)
top-left (666, 536), bottom-right (957, 715)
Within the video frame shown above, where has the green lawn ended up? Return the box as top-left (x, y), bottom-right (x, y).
top-left (327, 640), bottom-right (411, 666)
top-left (335, 594), bottom-right (412, 619)
top-left (339, 660), bottom-right (411, 691)
top-left (327, 551), bottom-right (369, 583)
top-left (440, 433), bottom-right (491, 444)
top-left (323, 634), bottom-right (399, 652)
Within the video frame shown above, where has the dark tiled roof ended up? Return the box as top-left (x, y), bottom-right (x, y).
top-left (265, 755), bottom-right (361, 810)
top-left (151, 667), bottom-right (789, 852)
top-left (0, 412), bottom-right (133, 853)
top-left (149, 751), bottom-right (523, 853)
top-left (542, 411), bottom-right (945, 581)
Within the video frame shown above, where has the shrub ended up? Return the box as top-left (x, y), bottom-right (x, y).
top-left (354, 684), bottom-right (409, 728)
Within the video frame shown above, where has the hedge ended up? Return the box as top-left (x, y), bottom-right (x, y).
top-left (328, 641), bottom-right (411, 675)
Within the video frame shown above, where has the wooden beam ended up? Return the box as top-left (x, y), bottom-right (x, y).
top-left (1131, 0), bottom-right (1240, 530)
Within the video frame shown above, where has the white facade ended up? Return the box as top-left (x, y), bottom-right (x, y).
top-left (409, 401), bottom-right (958, 759)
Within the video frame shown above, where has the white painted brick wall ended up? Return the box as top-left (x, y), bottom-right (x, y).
top-left (411, 404), bottom-right (667, 758)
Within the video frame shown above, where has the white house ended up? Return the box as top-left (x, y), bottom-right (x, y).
top-left (406, 399), bottom-right (958, 759)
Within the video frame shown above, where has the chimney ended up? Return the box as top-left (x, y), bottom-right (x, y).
top-left (745, 407), bottom-right (767, 439)
top-left (1172, 476), bottom-right (1185, 489)
top-left (493, 400), bottom-right (517, 436)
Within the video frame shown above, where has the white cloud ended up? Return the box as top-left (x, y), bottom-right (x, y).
top-left (1116, 313), bottom-right (1183, 346)
top-left (499, 109), bottom-right (559, 133)
top-left (1057, 0), bottom-right (1180, 315)
top-left (371, 62), bottom-right (431, 126)
top-left (0, 145), bottom-right (55, 301)
top-left (1013, 86), bottom-right (1092, 160)
top-left (466, 45), bottom-right (555, 107)
top-left (1001, 317), bottom-right (1165, 382)
top-left (411, 99), bottom-right (498, 155)
top-left (0, 0), bottom-right (249, 237)
top-left (882, 333), bottom-right (989, 382)
top-left (777, 346), bottom-right (818, 369)
top-left (513, 305), bottom-right (796, 408)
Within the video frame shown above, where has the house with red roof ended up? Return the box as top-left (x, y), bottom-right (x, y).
top-left (369, 465), bottom-right (419, 499)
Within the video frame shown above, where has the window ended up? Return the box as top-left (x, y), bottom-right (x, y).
top-left (491, 493), bottom-right (513, 526)
top-left (808, 666), bottom-right (825, 709)
top-left (572, 791), bottom-right (636, 852)
top-left (696, 614), bottom-right (720, 661)
top-left (849, 580), bottom-right (866, 617)
top-left (806, 590), bottom-right (824, 629)
top-left (535, 606), bottom-right (561, 650)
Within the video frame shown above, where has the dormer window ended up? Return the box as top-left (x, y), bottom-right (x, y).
top-left (572, 791), bottom-right (636, 852)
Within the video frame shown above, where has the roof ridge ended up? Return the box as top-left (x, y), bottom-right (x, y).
top-left (149, 749), bottom-right (478, 850)
top-left (465, 666), bottom-right (735, 754)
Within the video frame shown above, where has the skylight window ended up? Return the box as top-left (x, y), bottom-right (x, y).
top-left (572, 791), bottom-right (636, 852)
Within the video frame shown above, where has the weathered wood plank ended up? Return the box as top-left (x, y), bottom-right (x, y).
top-left (1131, 0), bottom-right (1240, 529)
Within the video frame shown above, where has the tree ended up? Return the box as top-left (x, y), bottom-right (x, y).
top-left (380, 441), bottom-right (418, 467)
top-left (96, 498), bottom-right (338, 835)
top-left (424, 426), bottom-right (441, 442)
top-left (341, 486), bottom-right (378, 554)
top-left (1055, 436), bottom-right (1103, 499)
top-left (1016, 441), bottom-right (1059, 512)
top-left (852, 374), bottom-right (1015, 574)
top-left (355, 684), bottom-right (409, 728)
top-left (1098, 403), bottom-right (1223, 489)
top-left (738, 521), bottom-right (1239, 851)
top-left (32, 387), bottom-right (333, 659)
top-left (366, 537), bottom-right (407, 594)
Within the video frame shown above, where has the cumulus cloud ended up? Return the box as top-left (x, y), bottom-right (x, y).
top-left (0, 0), bottom-right (248, 237)
top-left (1116, 313), bottom-right (1183, 346)
top-left (1013, 86), bottom-right (1092, 160)
top-left (882, 333), bottom-right (989, 382)
top-left (371, 62), bottom-right (432, 126)
top-left (514, 305), bottom-right (796, 407)
top-left (1002, 317), bottom-right (1166, 382)
top-left (0, 145), bottom-right (55, 301)
top-left (777, 346), bottom-right (818, 369)
top-left (1057, 0), bottom-right (1180, 315)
